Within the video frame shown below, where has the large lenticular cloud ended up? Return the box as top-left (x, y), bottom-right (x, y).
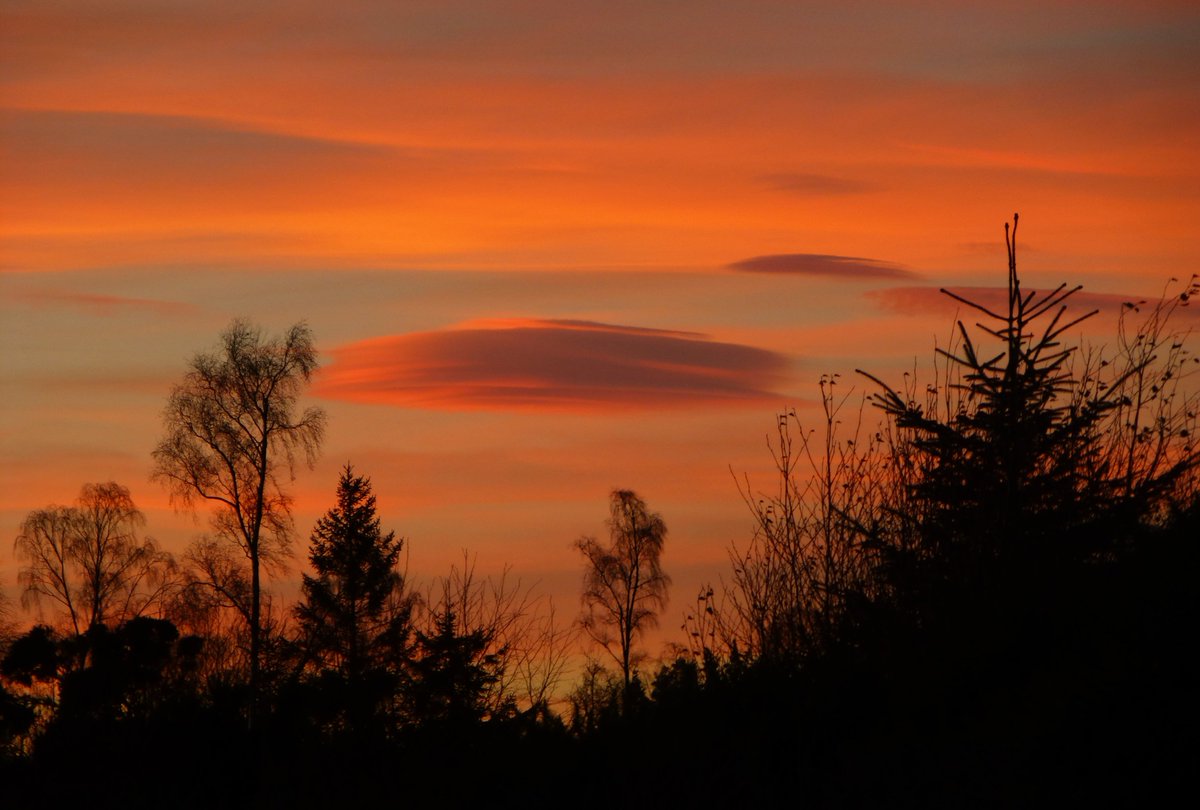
top-left (316, 318), bottom-right (787, 412)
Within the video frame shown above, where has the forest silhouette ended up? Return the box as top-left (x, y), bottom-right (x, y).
top-left (2, 218), bottom-right (1197, 807)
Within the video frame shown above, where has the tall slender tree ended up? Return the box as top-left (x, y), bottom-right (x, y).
top-left (576, 489), bottom-right (670, 696)
top-left (152, 319), bottom-right (325, 718)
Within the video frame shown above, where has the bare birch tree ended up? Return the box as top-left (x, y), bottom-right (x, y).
top-left (576, 489), bottom-right (670, 695)
top-left (152, 319), bottom-right (325, 716)
top-left (14, 482), bottom-right (175, 635)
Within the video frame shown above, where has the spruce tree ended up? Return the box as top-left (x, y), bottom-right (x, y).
top-left (861, 215), bottom-right (1126, 591)
top-left (296, 465), bottom-right (413, 694)
top-left (849, 216), bottom-right (1200, 800)
top-left (406, 609), bottom-right (501, 728)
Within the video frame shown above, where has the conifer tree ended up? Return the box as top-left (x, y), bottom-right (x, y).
top-left (406, 609), bottom-right (501, 727)
top-left (296, 466), bottom-right (413, 688)
top-left (859, 214), bottom-right (1200, 599)
top-left (859, 214), bottom-right (1105, 582)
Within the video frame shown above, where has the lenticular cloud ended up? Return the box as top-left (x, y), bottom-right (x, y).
top-left (728, 253), bottom-right (915, 280)
top-left (315, 318), bottom-right (786, 412)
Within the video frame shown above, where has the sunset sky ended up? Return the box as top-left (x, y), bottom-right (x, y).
top-left (2, 1), bottom-right (1198, 646)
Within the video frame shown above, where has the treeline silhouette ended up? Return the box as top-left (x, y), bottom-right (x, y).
top-left (2, 220), bottom-right (1197, 807)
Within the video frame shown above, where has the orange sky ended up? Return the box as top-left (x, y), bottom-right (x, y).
top-left (3, 1), bottom-right (1198, 652)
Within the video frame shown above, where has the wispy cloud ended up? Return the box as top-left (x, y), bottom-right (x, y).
top-left (21, 372), bottom-right (175, 396)
top-left (758, 172), bottom-right (875, 195)
top-left (9, 288), bottom-right (197, 317)
top-left (2, 107), bottom-right (388, 165)
top-left (0, 108), bottom-right (399, 233)
top-left (316, 318), bottom-right (787, 412)
top-left (728, 253), bottom-right (917, 281)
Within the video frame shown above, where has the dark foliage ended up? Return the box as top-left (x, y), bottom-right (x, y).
top-left (1, 625), bottom-right (60, 686)
top-left (404, 608), bottom-right (504, 730)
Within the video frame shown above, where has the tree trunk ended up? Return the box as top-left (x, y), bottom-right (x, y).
top-left (250, 547), bottom-right (260, 728)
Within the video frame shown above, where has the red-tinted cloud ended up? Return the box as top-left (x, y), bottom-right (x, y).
top-left (316, 319), bottom-right (787, 412)
top-left (728, 253), bottom-right (916, 281)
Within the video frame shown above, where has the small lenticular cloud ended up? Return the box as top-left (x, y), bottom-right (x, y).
top-left (728, 253), bottom-right (916, 281)
top-left (316, 318), bottom-right (788, 413)
top-left (758, 173), bottom-right (874, 195)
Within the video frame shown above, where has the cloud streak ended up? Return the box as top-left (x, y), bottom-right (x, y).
top-left (2, 107), bottom-right (387, 168)
top-left (0, 108), bottom-right (398, 233)
top-left (728, 253), bottom-right (917, 281)
top-left (758, 172), bottom-right (875, 195)
top-left (316, 318), bottom-right (787, 412)
top-left (9, 288), bottom-right (197, 317)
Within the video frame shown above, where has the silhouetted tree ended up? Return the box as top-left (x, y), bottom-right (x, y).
top-left (1, 625), bottom-right (66, 758)
top-left (0, 590), bottom-right (15, 667)
top-left (0, 588), bottom-right (13, 637)
top-left (152, 319), bottom-right (325, 718)
top-left (859, 216), bottom-right (1200, 596)
top-left (644, 218), bottom-right (1200, 805)
top-left (1, 626), bottom-right (60, 688)
top-left (405, 608), bottom-right (502, 728)
top-left (0, 681), bottom-right (34, 757)
top-left (0, 616), bottom-right (206, 789)
top-left (168, 535), bottom-right (254, 678)
top-left (1086, 276), bottom-right (1200, 511)
top-left (51, 619), bottom-right (197, 727)
top-left (829, 216), bottom-right (1200, 802)
top-left (566, 658), bottom-right (622, 734)
top-left (295, 465), bottom-right (414, 727)
top-left (14, 483), bottom-right (176, 635)
top-left (404, 554), bottom-right (570, 728)
top-left (0, 616), bottom-right (44, 758)
top-left (423, 553), bottom-right (574, 718)
top-left (576, 489), bottom-right (670, 698)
